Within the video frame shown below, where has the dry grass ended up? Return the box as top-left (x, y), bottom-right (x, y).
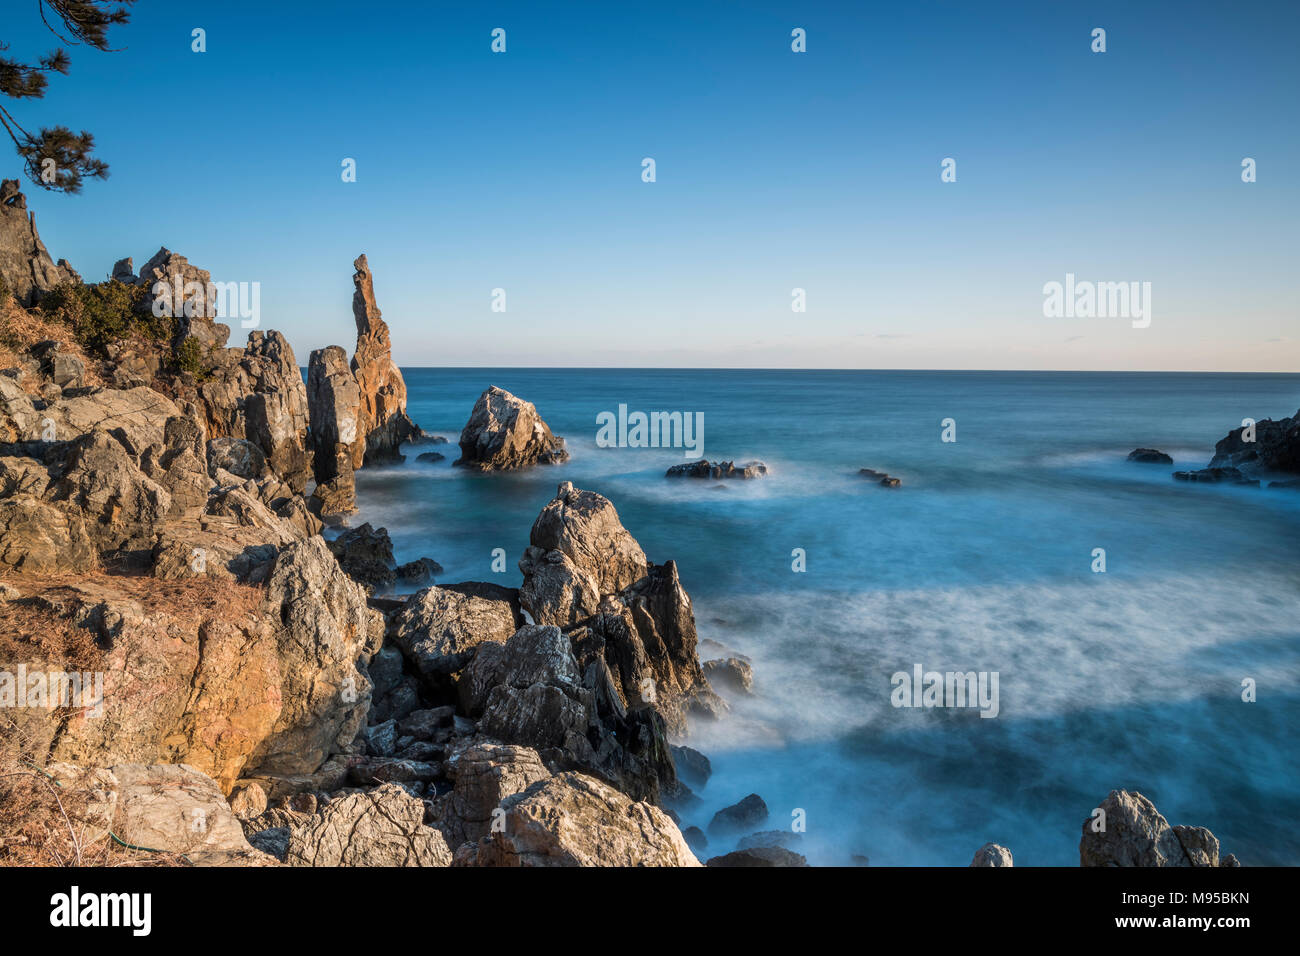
top-left (0, 292), bottom-right (105, 391)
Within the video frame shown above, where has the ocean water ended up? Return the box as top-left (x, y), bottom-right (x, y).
top-left (349, 369), bottom-right (1300, 866)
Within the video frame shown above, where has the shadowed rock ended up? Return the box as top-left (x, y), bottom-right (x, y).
top-left (455, 385), bottom-right (569, 470)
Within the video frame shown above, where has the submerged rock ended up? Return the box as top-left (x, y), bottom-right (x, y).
top-left (707, 846), bottom-right (807, 867)
top-left (859, 467), bottom-right (901, 487)
top-left (455, 385), bottom-right (569, 470)
top-left (1172, 467), bottom-right (1258, 486)
top-left (1126, 448), bottom-right (1173, 464)
top-left (709, 793), bottom-right (769, 835)
top-left (666, 459), bottom-right (767, 479)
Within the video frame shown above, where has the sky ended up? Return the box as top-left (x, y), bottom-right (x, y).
top-left (5, 0), bottom-right (1298, 370)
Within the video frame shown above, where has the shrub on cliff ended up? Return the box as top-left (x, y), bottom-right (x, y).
top-left (35, 278), bottom-right (168, 357)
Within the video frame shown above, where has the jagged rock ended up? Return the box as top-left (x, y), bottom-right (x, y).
top-left (682, 826), bottom-right (708, 854)
top-left (285, 783), bottom-right (451, 866)
top-left (133, 247), bottom-right (230, 352)
top-left (709, 793), bottom-right (769, 835)
top-left (703, 656), bottom-right (754, 694)
top-left (452, 772), bottom-right (699, 867)
top-left (970, 842), bottom-right (1014, 866)
top-left (309, 475), bottom-right (357, 524)
top-left (350, 255), bottom-right (416, 462)
top-left (390, 582), bottom-right (523, 683)
top-left (519, 482), bottom-right (723, 735)
top-left (0, 180), bottom-right (78, 306)
top-left (111, 256), bottom-right (136, 283)
top-left (670, 745), bottom-right (711, 790)
top-left (1080, 790), bottom-right (1231, 867)
top-left (207, 437), bottom-right (269, 480)
top-left (0, 495), bottom-right (97, 571)
top-left (1127, 448), bottom-right (1173, 464)
top-left (395, 556), bottom-right (442, 584)
top-left (327, 522), bottom-right (396, 589)
top-left (461, 623), bottom-right (676, 803)
top-left (247, 536), bottom-right (385, 777)
top-left (424, 740), bottom-right (553, 850)
top-left (667, 459), bottom-right (768, 479)
top-left (1207, 409), bottom-right (1300, 475)
top-left (454, 385), bottom-right (568, 470)
top-left (307, 344), bottom-right (361, 513)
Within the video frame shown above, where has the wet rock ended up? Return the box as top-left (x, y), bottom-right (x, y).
top-left (703, 656), bottom-right (754, 694)
top-left (1172, 467), bottom-right (1258, 486)
top-left (670, 745), bottom-right (712, 790)
top-left (455, 385), bottom-right (568, 470)
top-left (416, 451), bottom-right (445, 463)
top-left (1080, 790), bottom-right (1231, 867)
top-left (859, 467), bottom-right (901, 487)
top-left (707, 846), bottom-right (807, 867)
top-left (970, 842), bottom-right (1014, 866)
top-left (1127, 448), bottom-right (1173, 464)
top-left (1207, 408), bottom-right (1299, 475)
top-left (682, 826), bottom-right (708, 854)
top-left (666, 459), bottom-right (767, 479)
top-left (709, 793), bottom-right (769, 835)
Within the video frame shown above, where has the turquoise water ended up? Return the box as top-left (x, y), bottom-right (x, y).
top-left (350, 369), bottom-right (1300, 866)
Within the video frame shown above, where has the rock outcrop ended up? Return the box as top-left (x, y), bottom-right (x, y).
top-left (350, 255), bottom-right (416, 463)
top-left (0, 180), bottom-right (78, 306)
top-left (970, 842), bottom-right (1014, 867)
top-left (285, 783), bottom-right (451, 866)
top-left (667, 459), bottom-right (767, 480)
top-left (1126, 448), bottom-right (1173, 464)
top-left (452, 772), bottom-right (700, 867)
top-left (390, 582), bottom-right (523, 685)
top-left (859, 467), bottom-right (901, 487)
top-left (306, 345), bottom-right (361, 518)
top-left (1080, 790), bottom-right (1236, 867)
top-left (1207, 409), bottom-right (1300, 475)
top-left (455, 385), bottom-right (569, 470)
top-left (518, 482), bottom-right (724, 735)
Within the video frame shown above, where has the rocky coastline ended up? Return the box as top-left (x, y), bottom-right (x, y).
top-left (0, 181), bottom-right (1278, 867)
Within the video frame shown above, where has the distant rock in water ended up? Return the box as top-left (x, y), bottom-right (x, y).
top-left (703, 656), bottom-right (754, 694)
top-left (707, 846), bottom-right (807, 867)
top-left (1126, 448), bottom-right (1173, 464)
top-left (708, 793), bottom-right (770, 835)
top-left (1172, 467), bottom-right (1258, 486)
top-left (416, 451), bottom-right (445, 463)
top-left (455, 385), bottom-right (569, 471)
top-left (351, 254), bottom-right (418, 463)
top-left (1207, 408), bottom-right (1300, 475)
top-left (666, 459), bottom-right (767, 479)
top-left (1080, 790), bottom-right (1237, 867)
top-left (409, 429), bottom-right (449, 446)
top-left (970, 842), bottom-right (1014, 867)
top-left (859, 467), bottom-right (901, 487)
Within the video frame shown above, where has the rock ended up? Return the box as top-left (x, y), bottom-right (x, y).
top-left (1269, 478), bottom-right (1300, 490)
top-left (416, 451), bottom-right (445, 463)
top-left (670, 745), bottom-right (712, 790)
top-left (395, 556), bottom-right (442, 584)
top-left (327, 522), bottom-right (396, 589)
top-left (362, 719), bottom-right (399, 757)
top-left (207, 437), bottom-right (269, 480)
top-left (1172, 467), bottom-right (1258, 486)
top-left (859, 467), bottom-right (901, 487)
top-left (425, 740), bottom-right (553, 849)
top-left (738, 830), bottom-right (803, 851)
top-left (350, 255), bottom-right (416, 463)
top-left (111, 256), bottom-right (136, 283)
top-left (706, 846), bottom-right (807, 867)
top-left (709, 793), bottom-right (769, 835)
top-left (346, 758), bottom-right (441, 786)
top-left (666, 459), bottom-right (768, 479)
top-left (307, 345), bottom-right (362, 511)
top-left (970, 842), bottom-right (1014, 867)
top-left (0, 495), bottom-right (98, 571)
top-left (1080, 790), bottom-right (1231, 867)
top-left (247, 827), bottom-right (289, 861)
top-left (390, 582), bottom-right (523, 683)
top-left (1127, 448), bottom-right (1173, 464)
top-left (454, 385), bottom-right (569, 470)
top-left (703, 656), bottom-right (754, 694)
top-left (247, 536), bottom-right (385, 777)
top-left (452, 772), bottom-right (699, 867)
top-left (396, 707), bottom-right (455, 740)
top-left (109, 763), bottom-right (268, 865)
top-left (133, 247), bottom-right (229, 351)
top-left (1207, 409), bottom-right (1300, 475)
top-left (285, 782), bottom-right (451, 866)
top-left (519, 483), bottom-right (723, 735)
top-left (0, 180), bottom-right (78, 306)
top-left (682, 825), bottom-right (708, 854)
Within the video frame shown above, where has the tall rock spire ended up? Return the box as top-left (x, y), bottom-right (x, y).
top-left (350, 254), bottom-right (415, 462)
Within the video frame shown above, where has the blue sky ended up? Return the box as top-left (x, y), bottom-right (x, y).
top-left (7, 0), bottom-right (1297, 370)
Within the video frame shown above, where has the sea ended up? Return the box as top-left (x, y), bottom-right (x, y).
top-left (346, 368), bottom-right (1300, 866)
